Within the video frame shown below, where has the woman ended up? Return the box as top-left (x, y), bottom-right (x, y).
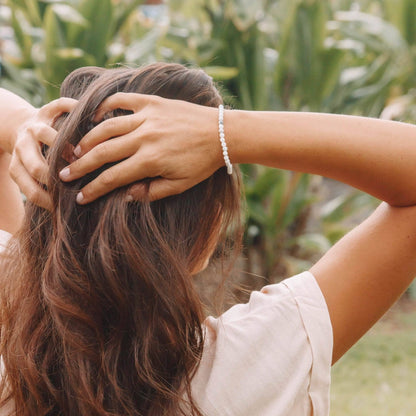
top-left (1, 62), bottom-right (416, 415)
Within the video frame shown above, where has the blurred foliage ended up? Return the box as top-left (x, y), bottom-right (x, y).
top-left (1, 0), bottom-right (151, 100)
top-left (1, 0), bottom-right (416, 282)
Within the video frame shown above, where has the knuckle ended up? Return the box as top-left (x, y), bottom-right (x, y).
top-left (14, 145), bottom-right (23, 159)
top-left (8, 165), bottom-right (17, 182)
top-left (8, 158), bottom-right (19, 180)
top-left (100, 169), bottom-right (116, 186)
top-left (152, 95), bottom-right (163, 105)
top-left (103, 117), bottom-right (117, 131)
top-left (29, 123), bottom-right (44, 140)
top-left (26, 124), bottom-right (37, 137)
top-left (142, 150), bottom-right (158, 168)
top-left (140, 157), bottom-right (152, 173)
top-left (95, 143), bottom-right (110, 161)
top-left (39, 101), bottom-right (55, 116)
top-left (29, 162), bottom-right (44, 180)
top-left (26, 188), bottom-right (40, 204)
top-left (38, 123), bottom-right (51, 137)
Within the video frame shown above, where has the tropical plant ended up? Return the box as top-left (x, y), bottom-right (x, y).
top-left (167, 0), bottom-right (415, 282)
top-left (1, 0), bottom-right (149, 100)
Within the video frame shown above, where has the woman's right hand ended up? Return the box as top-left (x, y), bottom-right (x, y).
top-left (59, 93), bottom-right (225, 204)
top-left (9, 98), bottom-right (77, 210)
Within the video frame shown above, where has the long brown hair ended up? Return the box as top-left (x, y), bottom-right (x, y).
top-left (0, 63), bottom-right (241, 415)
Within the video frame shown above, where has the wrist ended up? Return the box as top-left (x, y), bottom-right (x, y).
top-left (224, 109), bottom-right (251, 165)
top-left (0, 89), bottom-right (37, 154)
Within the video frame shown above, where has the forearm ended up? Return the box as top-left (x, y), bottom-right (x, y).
top-left (0, 152), bottom-right (24, 233)
top-left (227, 110), bottom-right (416, 206)
top-left (0, 88), bottom-right (36, 154)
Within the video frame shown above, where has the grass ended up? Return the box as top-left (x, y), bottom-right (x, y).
top-left (330, 301), bottom-right (416, 416)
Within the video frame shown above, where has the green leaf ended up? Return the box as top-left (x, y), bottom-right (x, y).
top-left (50, 4), bottom-right (88, 26)
top-left (111, 0), bottom-right (145, 39)
top-left (270, 170), bottom-right (290, 221)
top-left (320, 191), bottom-right (377, 223)
top-left (250, 168), bottom-right (284, 200)
top-left (203, 66), bottom-right (239, 81)
top-left (41, 4), bottom-right (95, 99)
top-left (123, 27), bottom-right (161, 63)
top-left (25, 0), bottom-right (42, 26)
top-left (43, 4), bottom-right (66, 50)
top-left (10, 9), bottom-right (34, 66)
top-left (72, 0), bottom-right (113, 66)
top-left (278, 173), bottom-right (311, 231)
top-left (295, 233), bottom-right (332, 253)
top-left (42, 48), bottom-right (95, 99)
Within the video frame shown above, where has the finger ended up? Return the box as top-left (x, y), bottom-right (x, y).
top-left (94, 92), bottom-right (150, 121)
top-left (32, 123), bottom-right (58, 147)
top-left (148, 178), bottom-right (191, 201)
top-left (126, 182), bottom-right (148, 201)
top-left (9, 157), bottom-right (52, 210)
top-left (128, 178), bottom-right (190, 202)
top-left (75, 114), bottom-right (143, 157)
top-left (59, 136), bottom-right (139, 182)
top-left (76, 158), bottom-right (149, 204)
top-left (15, 137), bottom-right (49, 184)
top-left (40, 97), bottom-right (78, 121)
top-left (62, 143), bottom-right (77, 163)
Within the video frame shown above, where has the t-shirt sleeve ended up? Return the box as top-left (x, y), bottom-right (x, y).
top-left (191, 271), bottom-right (333, 416)
top-left (282, 272), bottom-right (333, 415)
top-left (0, 230), bottom-right (11, 252)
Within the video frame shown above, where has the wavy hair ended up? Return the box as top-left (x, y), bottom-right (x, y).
top-left (0, 63), bottom-right (241, 415)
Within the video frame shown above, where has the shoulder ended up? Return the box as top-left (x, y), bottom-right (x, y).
top-left (192, 272), bottom-right (333, 416)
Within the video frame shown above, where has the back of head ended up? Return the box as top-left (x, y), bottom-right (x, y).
top-left (0, 63), bottom-right (241, 416)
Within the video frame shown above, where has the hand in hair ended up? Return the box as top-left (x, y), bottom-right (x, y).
top-left (59, 93), bottom-right (224, 204)
top-left (9, 97), bottom-right (77, 210)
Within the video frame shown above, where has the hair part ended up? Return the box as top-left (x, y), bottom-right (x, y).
top-left (0, 63), bottom-right (242, 415)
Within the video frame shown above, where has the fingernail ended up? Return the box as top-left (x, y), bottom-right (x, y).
top-left (74, 145), bottom-right (82, 158)
top-left (126, 195), bottom-right (134, 202)
top-left (76, 192), bottom-right (84, 204)
top-left (59, 167), bottom-right (71, 180)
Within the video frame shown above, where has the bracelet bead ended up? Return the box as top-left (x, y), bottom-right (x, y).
top-left (218, 104), bottom-right (233, 175)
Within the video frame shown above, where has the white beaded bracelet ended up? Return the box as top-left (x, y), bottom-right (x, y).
top-left (218, 104), bottom-right (233, 175)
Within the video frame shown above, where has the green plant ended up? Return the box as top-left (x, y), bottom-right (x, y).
top-left (241, 165), bottom-right (317, 282)
top-left (3, 0), bottom-right (146, 100)
top-left (165, 0), bottom-right (415, 282)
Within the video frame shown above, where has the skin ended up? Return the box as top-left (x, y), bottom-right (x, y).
top-left (0, 89), bottom-right (77, 212)
top-left (1, 89), bottom-right (416, 365)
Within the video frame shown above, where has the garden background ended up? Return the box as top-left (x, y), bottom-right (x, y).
top-left (1, 0), bottom-right (416, 414)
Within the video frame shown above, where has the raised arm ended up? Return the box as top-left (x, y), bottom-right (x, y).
top-left (59, 94), bottom-right (416, 363)
top-left (227, 111), bottom-right (416, 207)
top-left (227, 110), bottom-right (416, 362)
top-left (61, 94), bottom-right (416, 207)
top-left (0, 89), bottom-right (36, 233)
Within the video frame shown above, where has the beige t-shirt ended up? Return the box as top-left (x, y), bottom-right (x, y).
top-left (0, 230), bottom-right (333, 416)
